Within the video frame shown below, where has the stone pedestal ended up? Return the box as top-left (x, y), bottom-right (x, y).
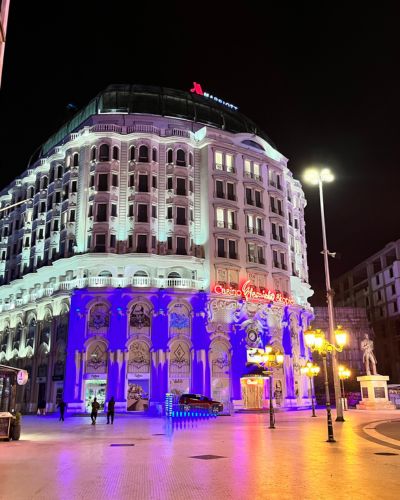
top-left (356, 375), bottom-right (396, 410)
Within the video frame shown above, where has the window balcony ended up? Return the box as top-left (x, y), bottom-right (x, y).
top-left (246, 198), bottom-right (254, 206)
top-left (216, 191), bottom-right (225, 199)
top-left (227, 194), bottom-right (236, 201)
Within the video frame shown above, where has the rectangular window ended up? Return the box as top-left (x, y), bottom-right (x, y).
top-left (244, 159), bottom-right (251, 174)
top-left (138, 175), bottom-right (148, 192)
top-left (176, 237), bottom-right (187, 255)
top-left (167, 236), bottom-right (173, 250)
top-left (45, 222), bottom-right (51, 239)
top-left (53, 220), bottom-right (59, 231)
top-left (228, 240), bottom-right (236, 259)
top-left (95, 234), bottom-right (106, 252)
top-left (128, 204), bottom-right (134, 217)
top-left (40, 202), bottom-right (46, 213)
top-left (216, 180), bottom-right (224, 198)
top-left (273, 250), bottom-right (279, 267)
top-left (167, 177), bottom-right (173, 190)
top-left (257, 246), bottom-right (264, 264)
top-left (294, 219), bottom-right (299, 229)
top-left (111, 204), bottom-right (117, 217)
top-left (279, 225), bottom-right (284, 242)
top-left (71, 180), bottom-right (77, 193)
top-left (215, 151), bottom-right (223, 168)
top-left (152, 205), bottom-right (157, 218)
top-left (152, 235), bottom-right (156, 249)
top-left (129, 174), bottom-right (135, 187)
top-left (128, 235), bottom-right (133, 248)
top-left (90, 175), bottom-right (95, 188)
top-left (97, 204), bottom-right (107, 222)
top-left (217, 238), bottom-right (225, 258)
top-left (110, 234), bottom-right (116, 248)
top-left (69, 210), bottom-right (76, 222)
top-left (167, 206), bottom-right (173, 219)
top-left (277, 199), bottom-right (283, 215)
top-left (112, 174), bottom-right (118, 187)
top-left (137, 204), bottom-right (148, 223)
top-left (255, 191), bottom-right (262, 207)
top-left (98, 174), bottom-right (108, 191)
top-left (152, 176), bottom-right (157, 189)
top-left (280, 252), bottom-right (286, 269)
top-left (227, 183), bottom-right (235, 201)
top-left (226, 154), bottom-right (233, 172)
top-left (246, 188), bottom-right (253, 205)
top-left (254, 163), bottom-right (260, 178)
top-left (176, 178), bottom-right (186, 196)
top-left (55, 191), bottom-right (61, 203)
top-left (176, 207), bottom-right (186, 225)
top-left (272, 223), bottom-right (277, 240)
top-left (137, 234), bottom-right (147, 253)
top-left (189, 180), bottom-right (194, 193)
top-left (190, 208), bottom-right (194, 222)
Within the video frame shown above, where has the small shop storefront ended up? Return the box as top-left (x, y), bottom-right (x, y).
top-left (84, 377), bottom-right (107, 412)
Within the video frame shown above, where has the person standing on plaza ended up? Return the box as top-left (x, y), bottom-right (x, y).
top-left (57, 399), bottom-right (67, 421)
top-left (107, 396), bottom-right (116, 424)
top-left (91, 397), bottom-right (100, 425)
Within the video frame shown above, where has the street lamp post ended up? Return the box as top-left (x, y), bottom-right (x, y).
top-left (304, 325), bottom-right (347, 443)
top-left (303, 167), bottom-right (344, 422)
top-left (301, 361), bottom-right (320, 417)
top-left (338, 365), bottom-right (351, 410)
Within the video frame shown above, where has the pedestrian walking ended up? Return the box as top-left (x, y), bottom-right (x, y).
top-left (107, 396), bottom-right (116, 424)
top-left (91, 397), bottom-right (100, 425)
top-left (57, 400), bottom-right (67, 421)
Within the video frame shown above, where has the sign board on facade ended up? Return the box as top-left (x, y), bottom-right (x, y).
top-left (190, 82), bottom-right (239, 111)
top-left (85, 373), bottom-right (107, 380)
top-left (214, 280), bottom-right (295, 305)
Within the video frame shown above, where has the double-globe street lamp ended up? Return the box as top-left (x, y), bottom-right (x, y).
top-left (304, 325), bottom-right (347, 443)
top-left (247, 345), bottom-right (284, 429)
top-left (300, 361), bottom-right (320, 417)
top-left (303, 167), bottom-right (345, 422)
top-left (338, 365), bottom-right (351, 410)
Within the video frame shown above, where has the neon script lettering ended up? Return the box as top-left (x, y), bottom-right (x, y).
top-left (214, 280), bottom-right (295, 305)
top-left (190, 82), bottom-right (239, 111)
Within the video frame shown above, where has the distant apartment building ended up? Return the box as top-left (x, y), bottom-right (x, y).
top-left (333, 240), bottom-right (400, 382)
top-left (313, 306), bottom-right (374, 376)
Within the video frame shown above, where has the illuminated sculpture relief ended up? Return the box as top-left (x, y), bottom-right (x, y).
top-left (86, 341), bottom-right (107, 372)
top-left (169, 303), bottom-right (190, 336)
top-left (128, 341), bottom-right (150, 373)
top-left (129, 303), bottom-right (151, 334)
top-left (89, 304), bottom-right (110, 331)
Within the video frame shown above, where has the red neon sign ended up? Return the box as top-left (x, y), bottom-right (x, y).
top-left (213, 280), bottom-right (294, 305)
top-left (190, 82), bottom-right (204, 95)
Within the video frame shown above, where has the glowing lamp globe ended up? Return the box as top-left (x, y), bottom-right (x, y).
top-left (335, 325), bottom-right (347, 348)
top-left (276, 353), bottom-right (284, 364)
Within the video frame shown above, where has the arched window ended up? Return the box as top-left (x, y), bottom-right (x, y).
top-left (13, 323), bottom-right (23, 351)
top-left (99, 144), bottom-right (110, 162)
top-left (41, 176), bottom-right (48, 190)
top-left (134, 270), bottom-right (148, 277)
top-left (152, 148), bottom-right (157, 162)
top-left (130, 146), bottom-right (136, 161)
top-left (88, 303), bottom-right (110, 333)
top-left (112, 146), bottom-right (119, 161)
top-left (98, 270), bottom-right (112, 277)
top-left (139, 145), bottom-right (149, 162)
top-left (91, 147), bottom-right (96, 161)
top-left (167, 149), bottom-right (173, 164)
top-left (168, 272), bottom-right (181, 279)
top-left (49, 168), bottom-right (55, 183)
top-left (189, 152), bottom-right (193, 166)
top-left (57, 165), bottom-right (63, 179)
top-left (73, 153), bottom-right (79, 167)
top-left (176, 149), bottom-right (186, 167)
top-left (26, 318), bottom-right (36, 348)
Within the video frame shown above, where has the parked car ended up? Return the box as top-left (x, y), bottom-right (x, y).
top-left (179, 394), bottom-right (223, 413)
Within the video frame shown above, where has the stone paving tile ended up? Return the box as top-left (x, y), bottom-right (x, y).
top-left (0, 410), bottom-right (400, 500)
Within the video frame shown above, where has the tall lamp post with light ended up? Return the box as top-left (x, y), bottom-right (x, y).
top-left (304, 325), bottom-right (347, 442)
top-left (301, 361), bottom-right (320, 417)
top-left (303, 167), bottom-right (344, 422)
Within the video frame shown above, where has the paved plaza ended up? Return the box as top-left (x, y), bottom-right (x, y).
top-left (1, 409), bottom-right (400, 500)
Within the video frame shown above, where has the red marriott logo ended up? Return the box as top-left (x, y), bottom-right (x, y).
top-left (190, 82), bottom-right (238, 111)
top-left (213, 280), bottom-right (295, 305)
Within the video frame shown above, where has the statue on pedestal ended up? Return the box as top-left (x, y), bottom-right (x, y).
top-left (360, 333), bottom-right (377, 375)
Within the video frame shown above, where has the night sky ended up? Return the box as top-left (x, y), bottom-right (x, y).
top-left (1, 3), bottom-right (399, 304)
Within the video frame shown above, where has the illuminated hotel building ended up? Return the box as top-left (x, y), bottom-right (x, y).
top-left (0, 84), bottom-right (314, 413)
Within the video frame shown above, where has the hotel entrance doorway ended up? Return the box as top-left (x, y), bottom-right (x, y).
top-left (85, 380), bottom-right (106, 413)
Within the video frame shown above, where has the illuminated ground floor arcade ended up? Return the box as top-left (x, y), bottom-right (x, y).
top-left (64, 286), bottom-right (314, 413)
